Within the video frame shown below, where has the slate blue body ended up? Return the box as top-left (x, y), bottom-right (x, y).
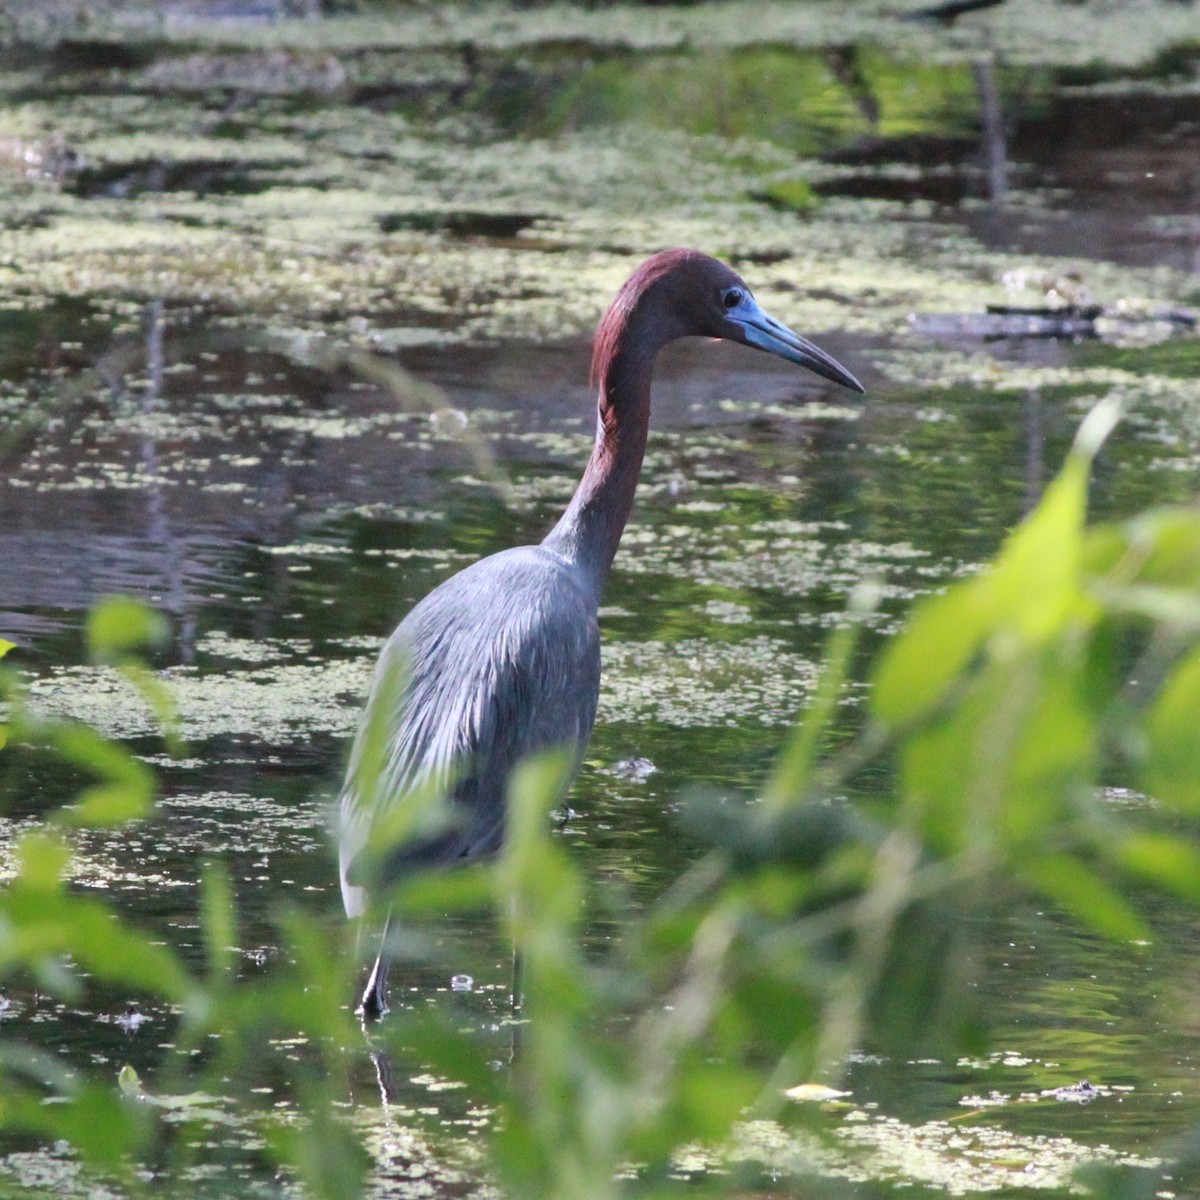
top-left (338, 545), bottom-right (600, 918)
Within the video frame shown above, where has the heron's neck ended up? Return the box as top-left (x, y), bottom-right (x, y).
top-left (542, 344), bottom-right (655, 596)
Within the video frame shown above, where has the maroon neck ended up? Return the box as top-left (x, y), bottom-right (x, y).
top-left (542, 338), bottom-right (657, 596)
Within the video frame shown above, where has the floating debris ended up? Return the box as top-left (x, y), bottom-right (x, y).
top-left (604, 756), bottom-right (659, 783)
top-left (114, 1007), bottom-right (151, 1034)
top-left (784, 1083), bottom-right (852, 1102)
top-left (1045, 1080), bottom-right (1100, 1104)
top-left (912, 304), bottom-right (1197, 342)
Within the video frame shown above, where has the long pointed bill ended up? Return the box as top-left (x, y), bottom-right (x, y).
top-left (729, 298), bottom-right (866, 394)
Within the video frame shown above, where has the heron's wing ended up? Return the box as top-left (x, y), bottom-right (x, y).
top-left (338, 546), bottom-right (599, 911)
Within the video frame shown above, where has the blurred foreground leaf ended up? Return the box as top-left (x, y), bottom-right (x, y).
top-left (5, 1080), bottom-right (152, 1176)
top-left (264, 1088), bottom-right (370, 1200)
top-left (0, 637), bottom-right (12, 750)
top-left (1117, 833), bottom-right (1200, 904)
top-left (1, 876), bottom-right (193, 1001)
top-left (87, 595), bottom-right (168, 660)
top-left (87, 595), bottom-right (182, 755)
top-left (1021, 854), bottom-right (1148, 943)
top-left (1144, 647), bottom-right (1200, 813)
top-left (52, 723), bottom-right (155, 826)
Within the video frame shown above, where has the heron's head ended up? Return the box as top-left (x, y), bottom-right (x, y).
top-left (593, 249), bottom-right (865, 394)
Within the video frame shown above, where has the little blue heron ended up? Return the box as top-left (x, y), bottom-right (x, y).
top-left (339, 248), bottom-right (865, 1019)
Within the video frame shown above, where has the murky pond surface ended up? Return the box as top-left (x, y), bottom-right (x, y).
top-left (1, 1), bottom-right (1199, 1194)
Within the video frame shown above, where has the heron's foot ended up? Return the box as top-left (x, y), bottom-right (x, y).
top-left (357, 995), bottom-right (388, 1022)
top-left (356, 956), bottom-right (390, 1021)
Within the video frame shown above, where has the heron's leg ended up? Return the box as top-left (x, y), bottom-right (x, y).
top-left (510, 944), bottom-right (524, 1013)
top-left (357, 914), bottom-right (391, 1021)
top-left (508, 945), bottom-right (525, 1064)
top-left (507, 893), bottom-right (525, 1013)
top-left (507, 894), bottom-right (526, 1062)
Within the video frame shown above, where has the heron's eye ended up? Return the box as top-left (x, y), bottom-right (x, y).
top-left (722, 287), bottom-right (745, 310)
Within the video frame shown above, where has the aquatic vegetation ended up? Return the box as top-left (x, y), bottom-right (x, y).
top-left (23, 656), bottom-right (370, 743)
top-left (602, 635), bottom-right (820, 728)
top-left (8, 0), bottom-right (1198, 73)
top-left (21, 619), bottom-right (820, 742)
top-left (0, 14), bottom-right (1195, 366)
top-left (614, 513), bottom-right (952, 616)
top-left (725, 1112), bottom-right (1161, 1193)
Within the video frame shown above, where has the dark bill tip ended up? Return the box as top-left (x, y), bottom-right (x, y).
top-left (731, 300), bottom-right (866, 394)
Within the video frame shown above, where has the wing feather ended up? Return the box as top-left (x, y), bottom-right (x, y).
top-left (338, 545), bottom-right (599, 915)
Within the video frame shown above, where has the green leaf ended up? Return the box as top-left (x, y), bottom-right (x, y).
top-left (1129, 510), bottom-right (1200, 589)
top-left (14, 831), bottom-right (71, 892)
top-left (380, 1010), bottom-right (504, 1103)
top-left (899, 649), bottom-right (1096, 857)
top-left (341, 652), bottom-right (467, 884)
top-left (766, 581), bottom-right (878, 810)
top-left (270, 910), bottom-right (360, 1047)
top-left (1093, 583), bottom-right (1200, 629)
top-left (987, 453), bottom-right (1090, 646)
top-left (0, 637), bottom-right (13, 751)
top-left (1, 886), bottom-right (193, 1001)
top-left (999, 654), bottom-right (1095, 844)
top-left (872, 575), bottom-right (991, 727)
top-left (117, 662), bottom-right (184, 756)
top-left (1086, 508), bottom-right (1200, 629)
top-left (897, 698), bottom-right (979, 853)
top-left (262, 1087), bottom-right (369, 1200)
top-left (664, 1063), bottom-right (759, 1143)
top-left (50, 724), bottom-right (155, 827)
top-left (505, 749), bottom-right (575, 852)
top-left (1087, 508), bottom-right (1200, 591)
top-left (5, 1082), bottom-right (151, 1174)
top-left (389, 862), bottom-right (493, 915)
top-left (1070, 394), bottom-right (1122, 464)
top-left (1117, 833), bottom-right (1200, 904)
top-left (1022, 855), bottom-right (1148, 944)
top-left (1144, 647), bottom-right (1200, 813)
top-left (87, 596), bottom-right (168, 663)
top-left (201, 863), bottom-right (236, 983)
